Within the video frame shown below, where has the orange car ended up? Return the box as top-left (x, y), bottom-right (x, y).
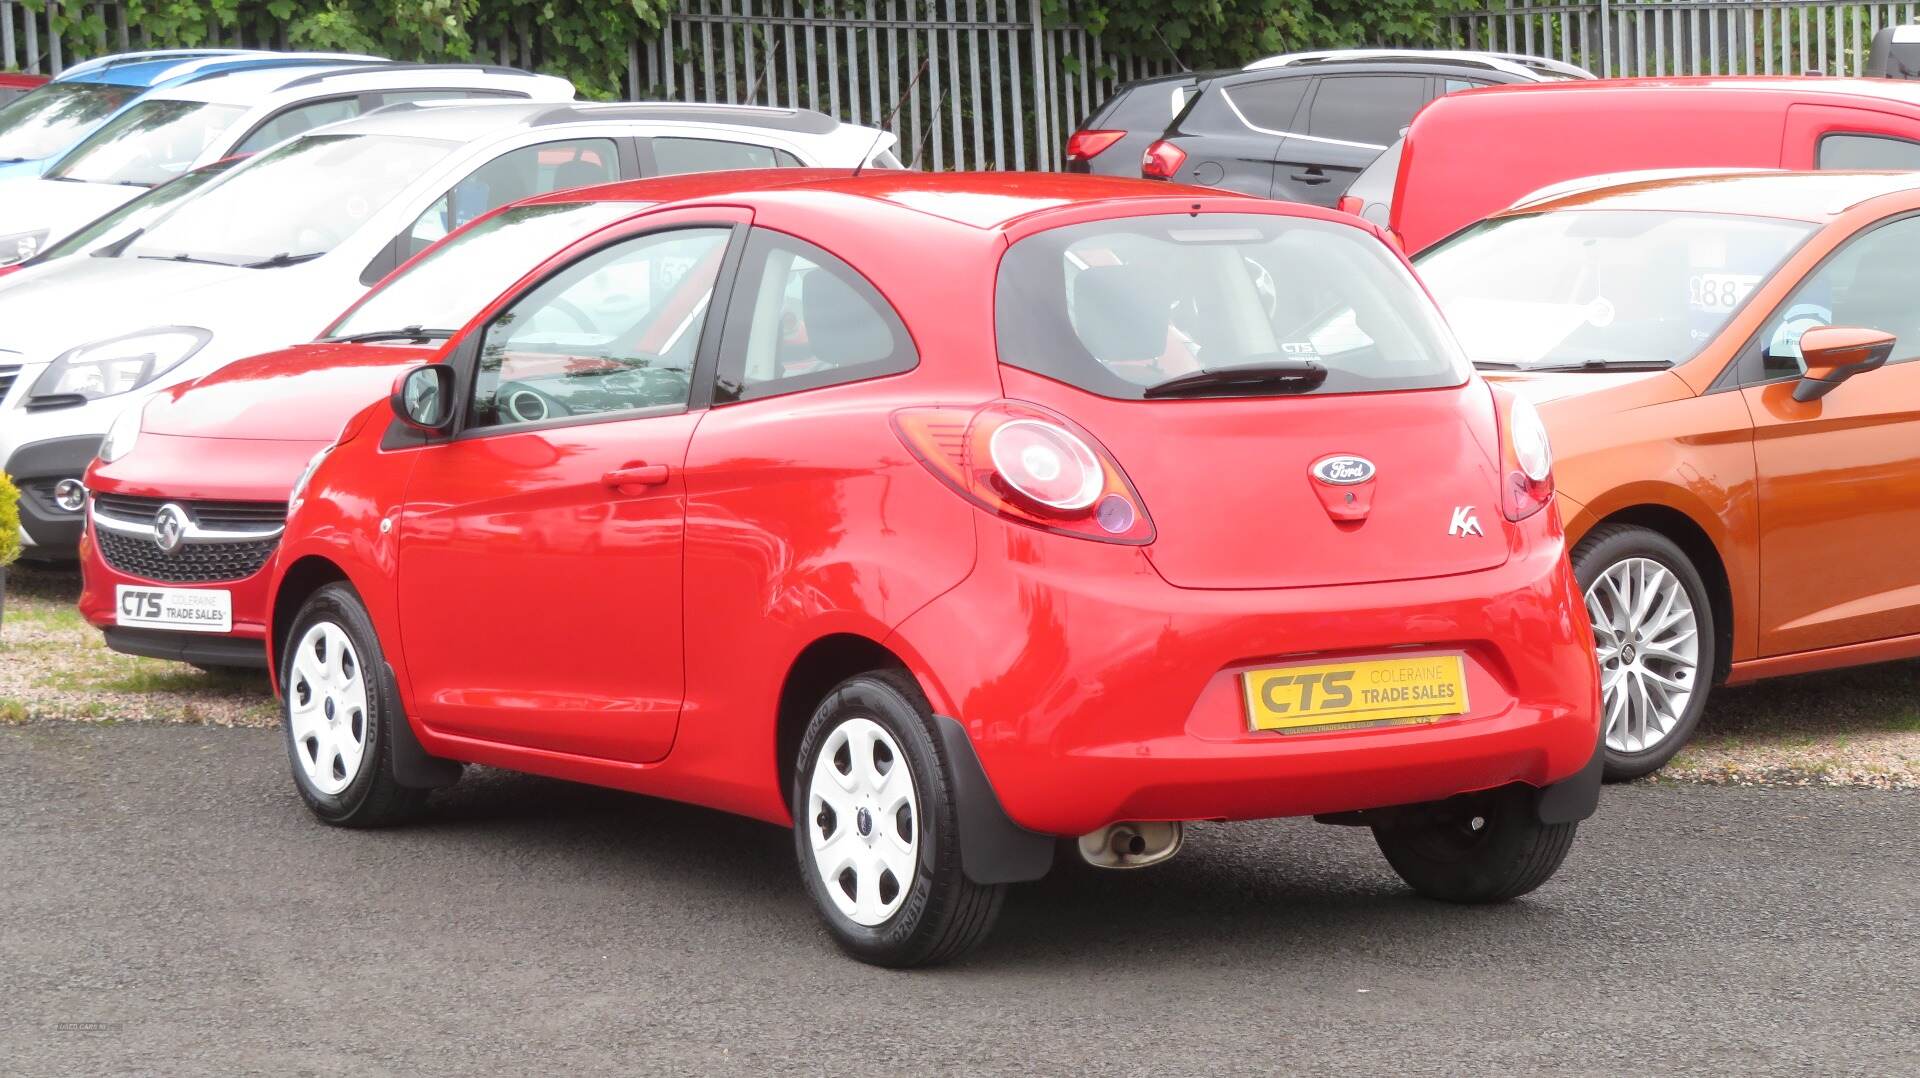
top-left (1415, 171), bottom-right (1920, 779)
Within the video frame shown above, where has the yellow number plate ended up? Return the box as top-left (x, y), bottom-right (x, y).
top-left (1243, 654), bottom-right (1469, 733)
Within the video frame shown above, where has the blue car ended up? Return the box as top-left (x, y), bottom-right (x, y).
top-left (0, 50), bottom-right (382, 186)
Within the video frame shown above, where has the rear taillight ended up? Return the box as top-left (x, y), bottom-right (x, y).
top-left (892, 401), bottom-right (1155, 545)
top-left (1065, 129), bottom-right (1125, 162)
top-left (1492, 386), bottom-right (1554, 522)
top-left (1336, 194), bottom-right (1364, 216)
top-left (1141, 139), bottom-right (1186, 180)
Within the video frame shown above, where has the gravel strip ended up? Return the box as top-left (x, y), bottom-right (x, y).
top-left (0, 565), bottom-right (275, 728)
top-left (6, 564), bottom-right (1917, 786)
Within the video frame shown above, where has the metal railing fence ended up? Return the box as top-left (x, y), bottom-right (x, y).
top-left (627, 1), bottom-right (1181, 171)
top-left (1448, 1), bottom-right (1920, 77)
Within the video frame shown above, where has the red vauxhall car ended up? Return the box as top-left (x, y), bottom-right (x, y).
top-left (77, 171), bottom-right (857, 669)
top-left (257, 172), bottom-right (1600, 966)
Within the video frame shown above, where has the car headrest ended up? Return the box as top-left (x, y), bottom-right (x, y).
top-left (553, 159), bottom-right (611, 192)
top-left (802, 267), bottom-right (892, 365)
top-left (1070, 264), bottom-right (1170, 363)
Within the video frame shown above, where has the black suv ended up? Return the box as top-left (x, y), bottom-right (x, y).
top-left (1115, 50), bottom-right (1589, 206)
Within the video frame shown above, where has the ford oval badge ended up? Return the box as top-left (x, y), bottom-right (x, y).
top-left (1311, 455), bottom-right (1376, 486)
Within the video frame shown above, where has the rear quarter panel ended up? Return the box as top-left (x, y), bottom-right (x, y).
top-left (669, 198), bottom-right (1004, 824)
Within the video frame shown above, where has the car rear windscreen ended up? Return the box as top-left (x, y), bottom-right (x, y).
top-left (995, 212), bottom-right (1467, 399)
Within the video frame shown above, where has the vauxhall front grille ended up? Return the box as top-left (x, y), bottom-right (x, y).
top-left (91, 494), bottom-right (288, 585)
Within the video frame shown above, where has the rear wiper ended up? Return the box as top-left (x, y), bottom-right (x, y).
top-left (1475, 359), bottom-right (1673, 372)
top-left (1143, 360), bottom-right (1327, 399)
top-left (244, 250), bottom-right (324, 269)
top-left (321, 325), bottom-right (455, 344)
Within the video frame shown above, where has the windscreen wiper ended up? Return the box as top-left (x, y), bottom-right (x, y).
top-left (1475, 359), bottom-right (1672, 372)
top-left (244, 250), bottom-right (324, 269)
top-left (322, 325), bottom-right (455, 344)
top-left (136, 251), bottom-right (237, 267)
top-left (1143, 360), bottom-right (1328, 399)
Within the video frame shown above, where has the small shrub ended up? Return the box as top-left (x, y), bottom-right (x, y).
top-left (0, 471), bottom-right (19, 568)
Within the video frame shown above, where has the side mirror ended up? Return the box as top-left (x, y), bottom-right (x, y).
top-left (390, 364), bottom-right (456, 432)
top-left (1793, 326), bottom-right (1896, 402)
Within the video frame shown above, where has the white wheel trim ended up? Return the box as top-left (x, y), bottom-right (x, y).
top-left (1584, 556), bottom-right (1701, 756)
top-left (806, 717), bottom-right (919, 927)
top-left (286, 621), bottom-right (372, 797)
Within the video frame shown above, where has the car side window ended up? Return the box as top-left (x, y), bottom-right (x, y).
top-left (1443, 78), bottom-right (1487, 94)
top-left (1224, 78), bottom-right (1309, 133)
top-left (651, 136), bottom-right (797, 175)
top-left (715, 230), bottom-right (916, 403)
top-left (373, 89), bottom-right (522, 108)
top-left (1306, 76), bottom-right (1426, 146)
top-left (232, 97), bottom-right (360, 156)
top-left (1818, 133), bottom-right (1920, 170)
top-left (1754, 216), bottom-right (1920, 381)
top-left (405, 138), bottom-right (622, 257)
top-left (469, 227), bottom-right (732, 429)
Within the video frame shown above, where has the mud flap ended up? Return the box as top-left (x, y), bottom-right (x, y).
top-left (931, 715), bottom-right (1054, 885)
top-left (385, 662), bottom-right (463, 789)
top-left (1534, 726), bottom-right (1605, 825)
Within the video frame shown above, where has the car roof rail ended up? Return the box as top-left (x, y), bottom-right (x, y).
top-left (170, 56), bottom-right (391, 88)
top-left (530, 101), bottom-right (840, 134)
top-left (1246, 48), bottom-right (1592, 82)
top-left (273, 61), bottom-right (546, 91)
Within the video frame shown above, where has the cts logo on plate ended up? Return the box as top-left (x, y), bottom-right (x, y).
top-left (1311, 455), bottom-right (1376, 486)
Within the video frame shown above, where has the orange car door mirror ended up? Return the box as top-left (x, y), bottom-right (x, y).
top-left (1793, 326), bottom-right (1896, 403)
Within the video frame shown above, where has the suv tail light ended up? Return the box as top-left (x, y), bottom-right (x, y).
top-left (1491, 386), bottom-right (1554, 522)
top-left (1065, 129), bottom-right (1125, 162)
top-left (1141, 140), bottom-right (1185, 180)
top-left (1336, 194), bottom-right (1364, 216)
top-left (892, 401), bottom-right (1155, 545)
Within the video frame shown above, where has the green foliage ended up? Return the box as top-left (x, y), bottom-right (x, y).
top-left (21, 1), bottom-right (674, 100)
top-left (0, 472), bottom-right (20, 568)
top-left (1057, 0), bottom-right (1479, 70)
top-left (22, 1), bottom-right (1474, 97)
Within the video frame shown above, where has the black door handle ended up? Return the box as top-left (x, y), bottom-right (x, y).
top-left (1289, 169), bottom-right (1332, 185)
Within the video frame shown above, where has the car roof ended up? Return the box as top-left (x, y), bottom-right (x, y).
top-left (336, 100), bottom-right (849, 141)
top-left (142, 62), bottom-right (556, 105)
top-left (1445, 74), bottom-right (1920, 109)
top-left (1497, 169), bottom-right (1920, 223)
top-left (526, 170), bottom-right (1267, 232)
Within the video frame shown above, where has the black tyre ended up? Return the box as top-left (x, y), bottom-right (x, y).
top-left (1571, 523), bottom-right (1717, 781)
top-left (792, 670), bottom-right (1004, 967)
top-left (1373, 785), bottom-right (1577, 903)
top-left (280, 582), bottom-right (433, 828)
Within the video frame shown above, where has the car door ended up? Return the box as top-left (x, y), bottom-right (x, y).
top-left (1739, 213), bottom-right (1920, 655)
top-left (1274, 74), bottom-right (1428, 206)
top-left (1207, 76), bottom-right (1307, 198)
top-left (395, 210), bottom-right (748, 763)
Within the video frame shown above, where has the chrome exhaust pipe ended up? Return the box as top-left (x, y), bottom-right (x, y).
top-left (1076, 821), bottom-right (1184, 869)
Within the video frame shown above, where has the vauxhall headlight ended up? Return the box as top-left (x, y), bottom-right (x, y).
top-left (289, 446), bottom-right (331, 507)
top-left (0, 229), bottom-right (49, 268)
top-left (97, 397), bottom-right (155, 465)
top-left (28, 327), bottom-right (211, 406)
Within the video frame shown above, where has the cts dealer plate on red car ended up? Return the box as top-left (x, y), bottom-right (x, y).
top-left (115, 585), bottom-right (233, 633)
top-left (1243, 654), bottom-right (1470, 732)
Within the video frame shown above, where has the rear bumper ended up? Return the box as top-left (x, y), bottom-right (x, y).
top-left (891, 513), bottom-right (1602, 837)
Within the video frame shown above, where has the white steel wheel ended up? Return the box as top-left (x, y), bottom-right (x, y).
top-left (1584, 556), bottom-right (1700, 756)
top-left (286, 621), bottom-right (371, 797)
top-left (806, 716), bottom-right (920, 927)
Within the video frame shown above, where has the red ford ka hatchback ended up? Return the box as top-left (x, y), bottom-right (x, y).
top-left (261, 171), bottom-right (1602, 966)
